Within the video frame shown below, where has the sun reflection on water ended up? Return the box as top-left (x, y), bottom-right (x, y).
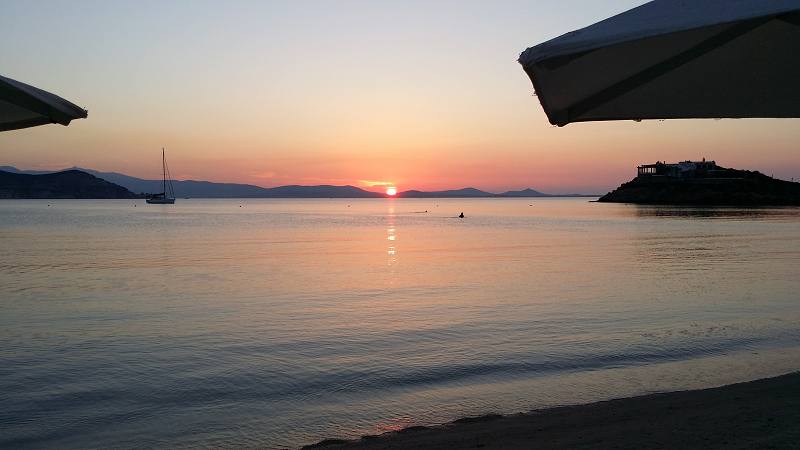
top-left (387, 203), bottom-right (397, 267)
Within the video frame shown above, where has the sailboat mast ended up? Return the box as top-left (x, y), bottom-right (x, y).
top-left (162, 148), bottom-right (166, 195)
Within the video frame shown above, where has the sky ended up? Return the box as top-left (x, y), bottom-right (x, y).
top-left (1, 0), bottom-right (798, 194)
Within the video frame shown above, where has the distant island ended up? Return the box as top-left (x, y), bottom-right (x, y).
top-left (395, 187), bottom-right (591, 198)
top-left (0, 169), bottom-right (138, 199)
top-left (599, 160), bottom-right (800, 205)
top-left (0, 166), bottom-right (596, 199)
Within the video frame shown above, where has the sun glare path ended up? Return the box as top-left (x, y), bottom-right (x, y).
top-left (386, 187), bottom-right (397, 196)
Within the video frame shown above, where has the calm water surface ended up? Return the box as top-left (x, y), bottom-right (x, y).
top-left (2, 198), bottom-right (799, 448)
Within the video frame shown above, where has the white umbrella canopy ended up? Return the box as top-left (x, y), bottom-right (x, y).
top-left (0, 74), bottom-right (88, 132)
top-left (518, 0), bottom-right (800, 126)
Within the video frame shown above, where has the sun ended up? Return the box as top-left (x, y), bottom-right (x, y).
top-left (385, 186), bottom-right (397, 196)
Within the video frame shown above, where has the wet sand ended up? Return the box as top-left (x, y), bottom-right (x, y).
top-left (304, 372), bottom-right (800, 449)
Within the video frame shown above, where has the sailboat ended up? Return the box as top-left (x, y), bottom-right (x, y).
top-left (146, 148), bottom-right (176, 204)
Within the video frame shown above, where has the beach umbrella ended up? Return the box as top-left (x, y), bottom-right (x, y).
top-left (518, 0), bottom-right (800, 126)
top-left (0, 74), bottom-right (87, 132)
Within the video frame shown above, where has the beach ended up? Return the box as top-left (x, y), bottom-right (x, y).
top-left (307, 371), bottom-right (800, 449)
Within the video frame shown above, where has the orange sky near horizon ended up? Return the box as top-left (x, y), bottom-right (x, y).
top-left (2, 1), bottom-right (799, 194)
top-left (5, 114), bottom-right (797, 194)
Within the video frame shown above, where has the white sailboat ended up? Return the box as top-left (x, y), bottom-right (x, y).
top-left (146, 148), bottom-right (176, 204)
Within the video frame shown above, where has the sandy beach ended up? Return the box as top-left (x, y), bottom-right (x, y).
top-left (304, 372), bottom-right (800, 449)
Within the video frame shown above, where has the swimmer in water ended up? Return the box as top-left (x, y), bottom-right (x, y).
top-left (459, 212), bottom-right (464, 218)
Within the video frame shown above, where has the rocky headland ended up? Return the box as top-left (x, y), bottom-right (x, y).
top-left (599, 165), bottom-right (800, 206)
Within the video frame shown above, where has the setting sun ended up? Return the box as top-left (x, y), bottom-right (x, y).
top-left (386, 187), bottom-right (397, 196)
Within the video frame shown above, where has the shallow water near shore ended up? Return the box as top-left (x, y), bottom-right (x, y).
top-left (2, 198), bottom-right (799, 449)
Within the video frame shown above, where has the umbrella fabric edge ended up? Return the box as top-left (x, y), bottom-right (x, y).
top-left (0, 75), bottom-right (88, 130)
top-left (518, 1), bottom-right (800, 68)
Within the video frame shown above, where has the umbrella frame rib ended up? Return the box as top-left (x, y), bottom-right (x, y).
top-left (0, 117), bottom-right (53, 132)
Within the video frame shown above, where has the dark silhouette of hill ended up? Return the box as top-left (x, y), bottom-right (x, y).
top-left (0, 166), bottom-right (52, 175)
top-left (398, 187), bottom-right (495, 198)
top-left (499, 188), bottom-right (548, 197)
top-left (0, 169), bottom-right (138, 199)
top-left (399, 187), bottom-right (594, 198)
top-left (599, 167), bottom-right (800, 205)
top-left (261, 185), bottom-right (383, 198)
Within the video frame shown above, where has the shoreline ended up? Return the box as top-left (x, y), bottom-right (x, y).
top-left (303, 371), bottom-right (800, 449)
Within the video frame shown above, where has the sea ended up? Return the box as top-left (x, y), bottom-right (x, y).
top-left (2, 198), bottom-right (799, 449)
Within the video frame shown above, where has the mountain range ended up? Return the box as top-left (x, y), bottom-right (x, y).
top-left (0, 166), bottom-right (595, 198)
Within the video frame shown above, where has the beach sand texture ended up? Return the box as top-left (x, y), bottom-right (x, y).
top-left (306, 372), bottom-right (800, 449)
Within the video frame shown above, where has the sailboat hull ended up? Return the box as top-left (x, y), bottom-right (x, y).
top-left (146, 197), bottom-right (175, 204)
